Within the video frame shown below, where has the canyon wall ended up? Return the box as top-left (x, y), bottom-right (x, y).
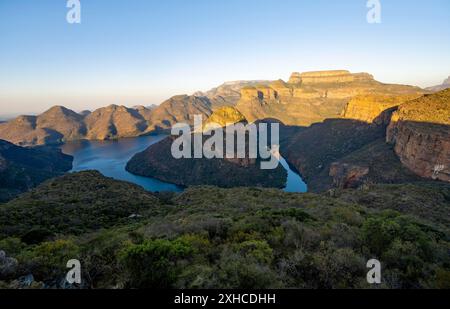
top-left (387, 89), bottom-right (450, 182)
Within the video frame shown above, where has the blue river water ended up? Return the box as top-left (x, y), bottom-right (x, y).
top-left (61, 135), bottom-right (307, 193)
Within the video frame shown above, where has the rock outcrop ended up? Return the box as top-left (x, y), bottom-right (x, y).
top-left (329, 163), bottom-right (370, 189)
top-left (387, 89), bottom-right (450, 182)
top-left (289, 70), bottom-right (373, 85)
top-left (203, 106), bottom-right (247, 131)
top-left (342, 94), bottom-right (422, 124)
top-left (199, 80), bottom-right (271, 109)
top-left (328, 139), bottom-right (421, 190)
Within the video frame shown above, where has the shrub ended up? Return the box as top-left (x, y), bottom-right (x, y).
top-left (119, 238), bottom-right (192, 288)
top-left (17, 239), bottom-right (79, 282)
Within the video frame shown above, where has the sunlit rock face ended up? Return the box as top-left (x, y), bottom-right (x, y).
top-left (341, 94), bottom-right (422, 124)
top-left (288, 70), bottom-right (374, 85)
top-left (203, 106), bottom-right (247, 132)
top-left (236, 70), bottom-right (424, 127)
top-left (387, 89), bottom-right (450, 182)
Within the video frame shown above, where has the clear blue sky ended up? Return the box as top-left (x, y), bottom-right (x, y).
top-left (0, 0), bottom-right (449, 116)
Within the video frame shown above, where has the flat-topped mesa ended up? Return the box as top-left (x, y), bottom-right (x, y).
top-left (288, 70), bottom-right (374, 85)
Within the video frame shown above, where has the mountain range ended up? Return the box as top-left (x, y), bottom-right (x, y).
top-left (123, 71), bottom-right (448, 190)
top-left (0, 70), bottom-right (427, 147)
top-left (0, 70), bottom-right (448, 191)
top-left (0, 70), bottom-right (449, 290)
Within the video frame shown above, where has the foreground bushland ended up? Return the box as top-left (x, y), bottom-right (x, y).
top-left (0, 171), bottom-right (449, 289)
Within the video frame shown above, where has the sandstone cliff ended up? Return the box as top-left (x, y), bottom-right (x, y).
top-left (387, 89), bottom-right (450, 182)
top-left (342, 94), bottom-right (422, 124)
top-left (288, 70), bottom-right (373, 85)
top-left (199, 80), bottom-right (271, 109)
top-left (203, 106), bottom-right (247, 131)
top-left (236, 70), bottom-right (424, 127)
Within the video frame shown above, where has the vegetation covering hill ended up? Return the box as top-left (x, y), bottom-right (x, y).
top-left (126, 134), bottom-right (287, 189)
top-left (0, 140), bottom-right (73, 202)
top-left (281, 119), bottom-right (388, 191)
top-left (0, 172), bottom-right (449, 289)
top-left (126, 108), bottom-right (287, 189)
top-left (0, 96), bottom-right (213, 147)
top-left (0, 171), bottom-right (162, 239)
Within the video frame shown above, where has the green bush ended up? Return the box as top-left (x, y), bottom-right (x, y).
top-left (119, 238), bottom-right (192, 288)
top-left (17, 239), bottom-right (79, 282)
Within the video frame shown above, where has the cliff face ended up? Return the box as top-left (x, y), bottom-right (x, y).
top-left (199, 80), bottom-right (271, 109)
top-left (0, 139), bottom-right (73, 202)
top-left (236, 70), bottom-right (424, 127)
top-left (342, 94), bottom-right (422, 124)
top-left (203, 106), bottom-right (247, 131)
top-left (289, 70), bottom-right (373, 85)
top-left (387, 89), bottom-right (450, 182)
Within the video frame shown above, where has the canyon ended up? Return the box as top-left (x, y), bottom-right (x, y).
top-left (0, 70), bottom-right (448, 193)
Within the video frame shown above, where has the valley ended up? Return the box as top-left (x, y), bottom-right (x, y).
top-left (0, 70), bottom-right (449, 290)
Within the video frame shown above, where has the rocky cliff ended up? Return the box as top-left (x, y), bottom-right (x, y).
top-left (199, 80), bottom-right (271, 109)
top-left (342, 94), bottom-right (422, 124)
top-left (203, 106), bottom-right (247, 131)
top-left (236, 70), bottom-right (424, 127)
top-left (387, 89), bottom-right (450, 182)
top-left (288, 70), bottom-right (374, 85)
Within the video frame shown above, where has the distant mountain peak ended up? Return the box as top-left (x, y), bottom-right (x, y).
top-left (426, 76), bottom-right (450, 92)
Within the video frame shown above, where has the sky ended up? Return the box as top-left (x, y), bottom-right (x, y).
top-left (0, 0), bottom-right (449, 117)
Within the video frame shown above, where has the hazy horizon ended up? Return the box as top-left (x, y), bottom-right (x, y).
top-left (1, 0), bottom-right (449, 116)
